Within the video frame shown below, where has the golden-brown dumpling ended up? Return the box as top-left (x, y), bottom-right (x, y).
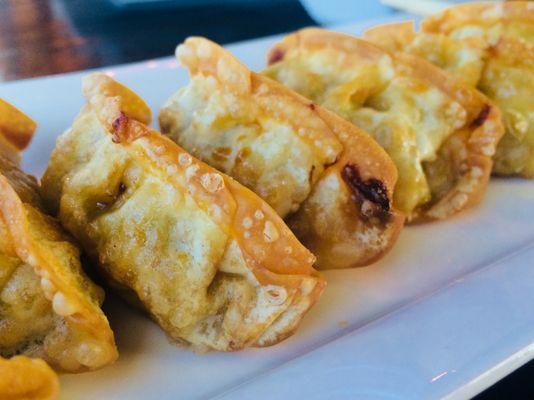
top-left (41, 73), bottom-right (326, 351)
top-left (0, 356), bottom-right (59, 400)
top-left (0, 99), bottom-right (36, 164)
top-left (0, 100), bottom-right (117, 372)
top-left (159, 37), bottom-right (404, 269)
top-left (265, 28), bottom-right (504, 222)
top-left (365, 2), bottom-right (534, 177)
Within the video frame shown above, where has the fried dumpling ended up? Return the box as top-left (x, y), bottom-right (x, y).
top-left (41, 73), bottom-right (325, 351)
top-left (364, 21), bottom-right (486, 87)
top-left (0, 99), bottom-right (36, 165)
top-left (0, 100), bottom-right (117, 372)
top-left (0, 356), bottom-right (59, 400)
top-left (159, 37), bottom-right (404, 269)
top-left (364, 2), bottom-right (533, 177)
top-left (265, 28), bottom-right (504, 222)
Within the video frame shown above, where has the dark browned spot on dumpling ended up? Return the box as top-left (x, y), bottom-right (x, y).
top-left (268, 48), bottom-right (285, 65)
top-left (324, 155), bottom-right (340, 170)
top-left (92, 182), bottom-right (128, 216)
top-left (342, 164), bottom-right (391, 223)
top-left (308, 103), bottom-right (316, 111)
top-left (111, 112), bottom-right (128, 143)
top-left (235, 147), bottom-right (251, 164)
top-left (308, 165), bottom-right (316, 185)
top-left (212, 146), bottom-right (232, 162)
top-left (470, 104), bottom-right (491, 128)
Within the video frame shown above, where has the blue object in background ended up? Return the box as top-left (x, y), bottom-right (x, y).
top-left (107, 0), bottom-right (396, 23)
top-left (109, 0), bottom-right (296, 9)
top-left (300, 0), bottom-right (394, 24)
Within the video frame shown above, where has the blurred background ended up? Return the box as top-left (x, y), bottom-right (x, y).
top-left (0, 0), bottom-right (311, 80)
top-left (0, 0), bottom-right (476, 81)
top-left (0, 0), bottom-right (531, 398)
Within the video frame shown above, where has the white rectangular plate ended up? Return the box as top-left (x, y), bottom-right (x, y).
top-left (1, 17), bottom-right (533, 400)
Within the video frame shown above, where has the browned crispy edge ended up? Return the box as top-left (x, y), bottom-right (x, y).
top-left (267, 28), bottom-right (504, 222)
top-left (0, 98), bottom-right (36, 152)
top-left (363, 21), bottom-right (418, 53)
top-left (422, 1), bottom-right (534, 34)
top-left (0, 355), bottom-right (59, 400)
top-left (176, 37), bottom-right (404, 268)
top-left (82, 73), bottom-right (326, 347)
top-left (0, 173), bottom-right (118, 371)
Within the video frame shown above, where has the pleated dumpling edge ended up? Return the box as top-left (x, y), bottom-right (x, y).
top-left (0, 99), bottom-right (118, 372)
top-left (41, 73), bottom-right (326, 352)
top-left (160, 37), bottom-right (404, 269)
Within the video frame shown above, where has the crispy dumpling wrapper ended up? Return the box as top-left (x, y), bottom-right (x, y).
top-left (0, 356), bottom-right (59, 400)
top-left (159, 37), bottom-right (404, 269)
top-left (364, 2), bottom-right (533, 177)
top-left (265, 28), bottom-right (504, 222)
top-left (0, 102), bottom-right (118, 372)
top-left (0, 99), bottom-right (36, 164)
top-left (41, 73), bottom-right (326, 351)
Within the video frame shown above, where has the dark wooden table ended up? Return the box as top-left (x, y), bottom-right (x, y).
top-left (0, 0), bottom-right (318, 81)
top-left (0, 0), bottom-right (532, 398)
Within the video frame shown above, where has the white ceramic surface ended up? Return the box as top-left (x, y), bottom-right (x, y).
top-left (1, 19), bottom-right (533, 400)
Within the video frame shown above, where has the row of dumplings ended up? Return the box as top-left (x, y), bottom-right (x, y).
top-left (1, 1), bottom-right (532, 398)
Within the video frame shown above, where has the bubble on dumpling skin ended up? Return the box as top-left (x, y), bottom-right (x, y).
top-left (257, 83), bottom-right (269, 95)
top-left (166, 165), bottom-right (178, 175)
top-left (52, 292), bottom-right (77, 317)
top-left (452, 193), bottom-right (468, 209)
top-left (185, 164), bottom-right (199, 180)
top-left (254, 210), bottom-right (264, 220)
top-left (326, 147), bottom-right (337, 159)
top-left (197, 40), bottom-right (212, 59)
top-left (444, 101), bottom-right (467, 129)
top-left (263, 221), bottom-right (279, 243)
top-left (481, 145), bottom-right (494, 156)
top-left (40, 277), bottom-right (56, 300)
top-left (470, 166), bottom-right (483, 179)
top-left (26, 255), bottom-right (38, 266)
top-left (360, 200), bottom-right (375, 218)
top-left (497, 83), bottom-right (516, 98)
top-left (200, 173), bottom-right (224, 193)
top-left (210, 204), bottom-right (222, 218)
top-left (242, 217), bottom-right (253, 229)
top-left (514, 119), bottom-right (528, 134)
top-left (176, 44), bottom-right (194, 67)
top-left (217, 58), bottom-right (240, 87)
top-left (263, 285), bottom-right (287, 306)
top-left (300, 278), bottom-right (316, 296)
top-left (284, 246), bottom-right (293, 255)
top-left (151, 144), bottom-right (165, 156)
top-left (205, 75), bottom-right (217, 87)
top-left (178, 153), bottom-right (192, 167)
top-left (76, 342), bottom-right (105, 368)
